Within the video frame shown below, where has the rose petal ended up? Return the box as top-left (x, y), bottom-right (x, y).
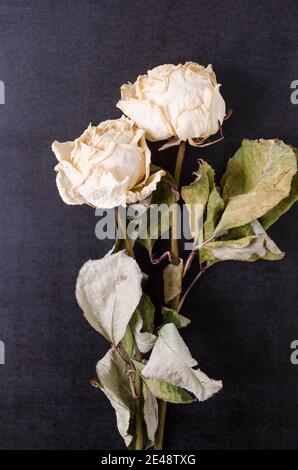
top-left (77, 167), bottom-right (130, 209)
top-left (117, 98), bottom-right (173, 141)
top-left (126, 170), bottom-right (165, 204)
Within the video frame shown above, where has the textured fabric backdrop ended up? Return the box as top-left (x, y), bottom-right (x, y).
top-left (0, 0), bottom-right (298, 450)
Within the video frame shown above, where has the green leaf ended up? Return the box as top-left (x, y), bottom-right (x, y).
top-left (161, 306), bottom-right (191, 329)
top-left (96, 348), bottom-right (136, 447)
top-left (142, 382), bottom-right (159, 448)
top-left (182, 162), bottom-right (210, 206)
top-left (220, 223), bottom-right (254, 241)
top-left (260, 147), bottom-right (298, 229)
top-left (138, 294), bottom-right (155, 333)
top-left (203, 164), bottom-right (225, 240)
top-left (134, 361), bottom-right (194, 404)
top-left (138, 167), bottom-right (176, 254)
top-left (201, 220), bottom-right (284, 263)
top-left (182, 161), bottom-right (210, 243)
top-left (214, 139), bottom-right (297, 236)
top-left (121, 324), bottom-right (135, 358)
top-left (163, 259), bottom-right (183, 304)
top-left (142, 323), bottom-right (222, 402)
top-left (122, 293), bottom-right (156, 357)
top-left (130, 309), bottom-right (156, 354)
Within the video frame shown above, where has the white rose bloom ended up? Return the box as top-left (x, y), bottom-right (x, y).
top-left (117, 62), bottom-right (226, 149)
top-left (52, 116), bottom-right (164, 208)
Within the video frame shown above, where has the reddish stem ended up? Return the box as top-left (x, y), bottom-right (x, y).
top-left (178, 264), bottom-right (207, 312)
top-left (150, 250), bottom-right (173, 265)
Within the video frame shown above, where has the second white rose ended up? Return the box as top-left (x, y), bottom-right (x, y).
top-left (52, 116), bottom-right (165, 209)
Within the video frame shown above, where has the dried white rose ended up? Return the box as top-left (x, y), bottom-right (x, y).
top-left (117, 62), bottom-right (226, 149)
top-left (52, 116), bottom-right (165, 208)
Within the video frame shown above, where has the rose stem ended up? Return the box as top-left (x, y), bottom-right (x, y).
top-left (115, 207), bottom-right (135, 258)
top-left (134, 345), bottom-right (143, 450)
top-left (116, 207), bottom-right (143, 449)
top-left (178, 263), bottom-right (207, 312)
top-left (171, 141), bottom-right (186, 268)
top-left (124, 243), bottom-right (143, 449)
top-left (154, 141), bottom-right (186, 450)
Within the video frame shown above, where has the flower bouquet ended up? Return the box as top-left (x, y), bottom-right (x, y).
top-left (52, 62), bottom-right (298, 449)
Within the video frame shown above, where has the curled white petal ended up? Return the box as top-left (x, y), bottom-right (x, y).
top-left (117, 98), bottom-right (173, 141)
top-left (126, 170), bottom-right (165, 204)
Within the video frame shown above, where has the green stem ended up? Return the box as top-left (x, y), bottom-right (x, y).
top-left (124, 235), bottom-right (134, 258)
top-left (116, 207), bottom-right (142, 448)
top-left (116, 207), bottom-right (135, 258)
top-left (154, 399), bottom-right (167, 450)
top-left (135, 348), bottom-right (143, 450)
top-left (171, 141), bottom-right (186, 266)
top-left (174, 141), bottom-right (186, 190)
top-left (154, 141), bottom-right (186, 450)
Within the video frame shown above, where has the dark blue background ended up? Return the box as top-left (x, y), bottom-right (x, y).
top-left (0, 0), bottom-right (298, 450)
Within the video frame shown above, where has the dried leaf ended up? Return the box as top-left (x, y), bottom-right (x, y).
top-left (214, 139), bottom-right (297, 236)
top-left (76, 251), bottom-right (142, 345)
top-left (130, 309), bottom-right (156, 354)
top-left (182, 162), bottom-right (209, 206)
top-left (96, 348), bottom-right (135, 446)
top-left (163, 259), bottom-right (183, 304)
top-left (161, 306), bottom-right (191, 329)
top-left (203, 164), bottom-right (225, 240)
top-left (121, 324), bottom-right (135, 358)
top-left (260, 148), bottom-right (298, 229)
top-left (138, 294), bottom-right (155, 333)
top-left (202, 220), bottom-right (284, 263)
top-left (138, 167), bottom-right (176, 254)
top-left (134, 361), bottom-right (194, 404)
top-left (182, 161), bottom-right (209, 244)
top-left (142, 323), bottom-right (222, 402)
top-left (143, 382), bottom-right (159, 447)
